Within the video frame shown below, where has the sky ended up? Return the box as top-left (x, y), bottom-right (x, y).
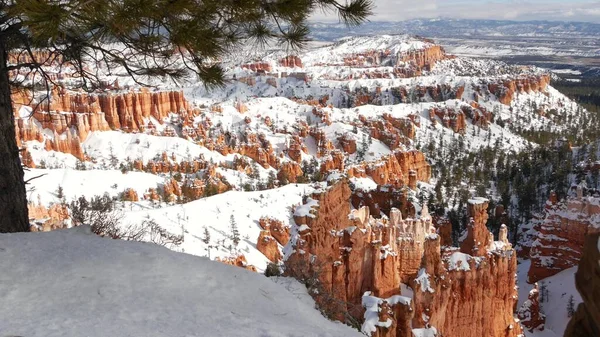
top-left (311, 0), bottom-right (600, 23)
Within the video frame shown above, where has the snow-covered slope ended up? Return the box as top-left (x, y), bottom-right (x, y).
top-left (517, 260), bottom-right (582, 337)
top-left (24, 168), bottom-right (324, 271)
top-left (0, 227), bottom-right (362, 337)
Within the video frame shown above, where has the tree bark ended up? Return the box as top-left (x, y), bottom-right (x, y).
top-left (0, 41), bottom-right (29, 233)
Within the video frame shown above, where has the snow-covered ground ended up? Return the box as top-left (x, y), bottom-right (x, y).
top-left (517, 260), bottom-right (582, 337)
top-left (24, 168), bottom-right (323, 272)
top-left (0, 227), bottom-right (362, 337)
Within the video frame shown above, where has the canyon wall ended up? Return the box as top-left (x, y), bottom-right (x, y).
top-left (564, 232), bottom-right (600, 337)
top-left (527, 190), bottom-right (600, 283)
top-left (286, 181), bottom-right (522, 337)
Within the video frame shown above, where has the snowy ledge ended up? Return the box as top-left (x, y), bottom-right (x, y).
top-left (0, 227), bottom-right (362, 337)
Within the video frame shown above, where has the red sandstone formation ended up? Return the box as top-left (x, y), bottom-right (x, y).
top-left (349, 185), bottom-right (414, 219)
top-left (347, 150), bottom-right (431, 188)
top-left (338, 134), bottom-right (357, 154)
top-left (144, 188), bottom-right (161, 201)
top-left (239, 133), bottom-right (280, 169)
top-left (460, 198), bottom-right (493, 256)
top-left (278, 161), bottom-right (303, 183)
top-left (286, 182), bottom-right (522, 337)
top-left (44, 129), bottom-right (85, 160)
top-left (122, 188), bottom-right (139, 202)
top-left (527, 189), bottom-right (600, 283)
top-left (256, 230), bottom-right (282, 263)
top-left (310, 127), bottom-right (335, 157)
top-left (21, 147), bottom-right (35, 168)
top-left (320, 150), bottom-right (345, 174)
top-left (216, 255), bottom-right (257, 272)
top-left (410, 230), bottom-right (521, 337)
top-left (287, 180), bottom-right (436, 319)
top-left (279, 56), bottom-right (303, 68)
top-left (518, 283), bottom-right (546, 332)
top-left (361, 115), bottom-right (415, 151)
top-left (338, 44), bottom-right (446, 79)
top-left (488, 75), bottom-right (551, 105)
top-left (14, 86), bottom-right (196, 162)
top-left (259, 217), bottom-right (290, 246)
top-left (429, 106), bottom-right (467, 133)
top-left (162, 178), bottom-right (182, 202)
top-left (564, 232), bottom-right (600, 337)
top-left (287, 135), bottom-right (306, 163)
top-left (28, 203), bottom-right (70, 232)
top-left (241, 62), bottom-right (272, 73)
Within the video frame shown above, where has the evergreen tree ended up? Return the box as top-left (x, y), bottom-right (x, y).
top-left (56, 185), bottom-right (65, 203)
top-left (230, 215), bottom-right (240, 248)
top-left (567, 295), bottom-right (575, 317)
top-left (202, 226), bottom-right (211, 258)
top-left (539, 282), bottom-right (547, 303)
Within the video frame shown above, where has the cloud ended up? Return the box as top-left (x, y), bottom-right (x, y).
top-left (311, 0), bottom-right (600, 23)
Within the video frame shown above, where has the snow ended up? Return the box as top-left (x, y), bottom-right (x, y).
top-left (293, 198), bottom-right (319, 218)
top-left (83, 131), bottom-right (226, 164)
top-left (550, 69), bottom-right (582, 75)
top-left (517, 260), bottom-right (582, 337)
top-left (415, 268), bottom-right (435, 293)
top-left (446, 252), bottom-right (473, 271)
top-left (25, 168), bottom-right (163, 205)
top-left (361, 291), bottom-right (411, 336)
top-left (350, 177), bottom-right (378, 191)
top-left (24, 167), bottom-right (321, 272)
top-left (412, 327), bottom-right (438, 337)
top-left (0, 228), bottom-right (362, 337)
top-left (468, 197), bottom-right (489, 205)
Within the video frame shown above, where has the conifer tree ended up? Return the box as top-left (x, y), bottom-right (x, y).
top-left (567, 294), bottom-right (575, 318)
top-left (230, 215), bottom-right (240, 248)
top-left (202, 226), bottom-right (211, 258)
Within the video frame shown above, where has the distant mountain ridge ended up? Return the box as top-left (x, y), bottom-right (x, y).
top-left (308, 19), bottom-right (600, 41)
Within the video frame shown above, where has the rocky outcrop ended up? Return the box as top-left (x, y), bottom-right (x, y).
top-left (122, 188), bottom-right (139, 202)
top-left (216, 255), bottom-right (257, 272)
top-left (162, 178), bottom-right (182, 202)
top-left (21, 147), bottom-right (35, 168)
top-left (278, 162), bottom-right (303, 183)
top-left (287, 180), bottom-right (436, 321)
top-left (397, 45), bottom-right (446, 73)
top-left (527, 191), bottom-right (600, 283)
top-left (410, 230), bottom-right (521, 337)
top-left (460, 198), bottom-right (493, 257)
top-left (338, 134), bottom-right (357, 154)
top-left (28, 202), bottom-right (70, 232)
top-left (44, 129), bottom-right (85, 160)
top-left (14, 86), bottom-right (195, 161)
top-left (259, 217), bottom-right (290, 246)
top-left (564, 232), bottom-right (600, 337)
top-left (241, 62), bottom-right (272, 73)
top-left (429, 106), bottom-right (467, 134)
top-left (487, 75), bottom-right (551, 105)
top-left (517, 283), bottom-right (546, 332)
top-left (239, 133), bottom-right (280, 169)
top-left (339, 44), bottom-right (447, 78)
top-left (279, 56), bottom-right (303, 68)
top-left (320, 150), bottom-right (345, 174)
top-left (347, 150), bottom-right (431, 188)
top-left (287, 185), bottom-right (522, 337)
top-left (256, 231), bottom-right (281, 263)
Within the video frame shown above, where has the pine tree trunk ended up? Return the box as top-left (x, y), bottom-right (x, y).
top-left (0, 42), bottom-right (30, 233)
